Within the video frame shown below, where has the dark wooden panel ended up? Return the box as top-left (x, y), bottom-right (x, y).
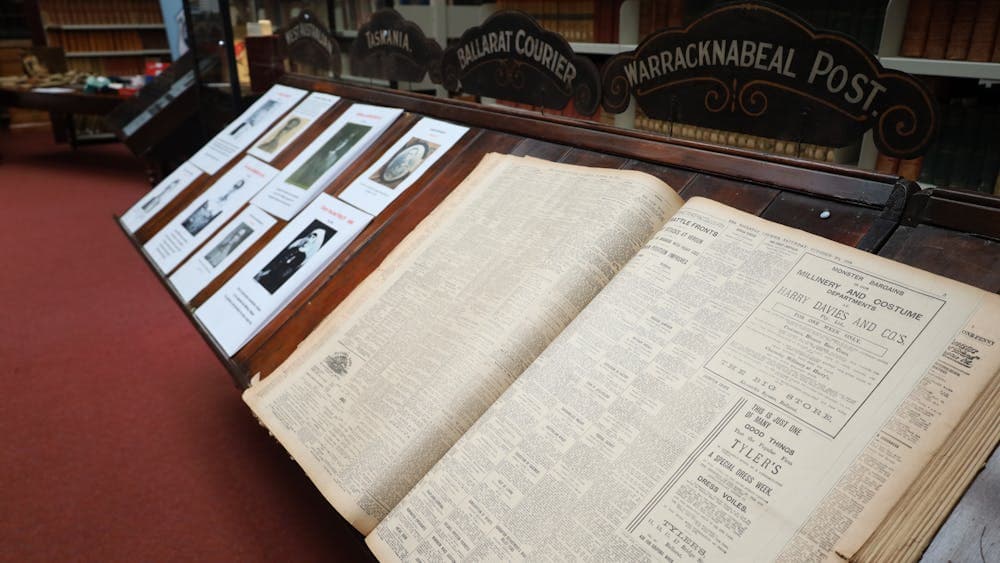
top-left (879, 225), bottom-right (1000, 292)
top-left (0, 87), bottom-right (122, 114)
top-left (620, 160), bottom-right (698, 193)
top-left (761, 191), bottom-right (882, 248)
top-left (508, 137), bottom-right (571, 160)
top-left (679, 174), bottom-right (780, 215)
top-left (559, 148), bottom-right (629, 169)
top-left (239, 129), bottom-right (523, 381)
top-left (903, 187), bottom-right (1000, 241)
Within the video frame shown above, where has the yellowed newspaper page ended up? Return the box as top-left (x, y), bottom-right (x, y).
top-left (243, 154), bottom-right (684, 534)
top-left (800, 302), bottom-right (1000, 562)
top-left (367, 196), bottom-right (999, 562)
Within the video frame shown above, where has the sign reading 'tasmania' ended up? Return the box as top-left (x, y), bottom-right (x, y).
top-left (349, 9), bottom-right (443, 83)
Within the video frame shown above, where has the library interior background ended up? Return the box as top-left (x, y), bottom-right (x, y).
top-left (2, 1), bottom-right (999, 561)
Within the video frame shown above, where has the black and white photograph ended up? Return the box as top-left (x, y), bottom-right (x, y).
top-left (253, 220), bottom-right (337, 294)
top-left (204, 222), bottom-right (254, 267)
top-left (286, 123), bottom-right (371, 189)
top-left (229, 99), bottom-right (278, 138)
top-left (181, 178), bottom-right (246, 236)
top-left (255, 115), bottom-right (309, 154)
top-left (371, 137), bottom-right (438, 189)
top-left (139, 178), bottom-right (180, 213)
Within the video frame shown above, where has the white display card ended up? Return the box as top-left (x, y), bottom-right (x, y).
top-left (168, 205), bottom-right (278, 303)
top-left (338, 118), bottom-right (470, 216)
top-left (189, 84), bottom-right (308, 175)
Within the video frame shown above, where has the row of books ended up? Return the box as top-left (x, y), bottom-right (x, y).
top-left (767, 0), bottom-right (886, 53)
top-left (39, 0), bottom-right (164, 26)
top-left (66, 56), bottom-right (151, 76)
top-left (334, 0), bottom-right (383, 31)
top-left (494, 1), bottom-right (602, 43)
top-left (637, 0), bottom-right (687, 39)
top-left (636, 1), bottom-right (884, 53)
top-left (900, 0), bottom-right (1000, 61)
top-left (491, 97), bottom-right (616, 127)
top-left (634, 112), bottom-right (848, 164)
top-left (47, 30), bottom-right (167, 53)
top-left (0, 1), bottom-right (30, 40)
top-left (877, 101), bottom-right (1000, 194)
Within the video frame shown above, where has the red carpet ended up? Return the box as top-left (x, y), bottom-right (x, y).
top-left (0, 131), bottom-right (363, 560)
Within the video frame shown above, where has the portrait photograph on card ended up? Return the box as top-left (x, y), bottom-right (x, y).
top-left (205, 222), bottom-right (255, 267)
top-left (255, 115), bottom-right (310, 154)
top-left (371, 137), bottom-right (439, 190)
top-left (286, 123), bottom-right (371, 189)
top-left (253, 220), bottom-right (338, 294)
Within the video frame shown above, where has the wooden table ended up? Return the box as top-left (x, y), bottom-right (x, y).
top-left (0, 86), bottom-right (123, 146)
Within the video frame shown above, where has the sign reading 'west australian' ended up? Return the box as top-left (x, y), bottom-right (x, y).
top-left (441, 10), bottom-right (601, 115)
top-left (602, 3), bottom-right (938, 158)
top-left (283, 10), bottom-right (341, 77)
top-left (349, 9), bottom-right (443, 83)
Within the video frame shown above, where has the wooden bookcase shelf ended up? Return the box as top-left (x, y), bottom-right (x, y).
top-left (64, 49), bottom-right (170, 58)
top-left (45, 23), bottom-right (165, 31)
top-left (879, 57), bottom-right (1000, 81)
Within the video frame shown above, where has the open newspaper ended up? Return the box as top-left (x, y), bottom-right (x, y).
top-left (244, 154), bottom-right (1000, 561)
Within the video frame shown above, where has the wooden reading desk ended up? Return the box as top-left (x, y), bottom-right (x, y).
top-left (123, 75), bottom-right (1000, 561)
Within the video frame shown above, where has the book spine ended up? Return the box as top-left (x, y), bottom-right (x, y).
top-left (595, 0), bottom-right (611, 43)
top-left (945, 0), bottom-right (978, 59)
top-left (875, 151), bottom-right (901, 174)
top-left (968, 0), bottom-right (1000, 61)
top-left (994, 16), bottom-right (1000, 61)
top-left (898, 157), bottom-right (924, 181)
top-left (667, 0), bottom-right (684, 28)
top-left (924, 0), bottom-right (957, 59)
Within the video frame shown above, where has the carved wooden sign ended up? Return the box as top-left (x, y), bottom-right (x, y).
top-left (349, 9), bottom-right (443, 83)
top-left (602, 2), bottom-right (938, 158)
top-left (282, 10), bottom-right (341, 77)
top-left (441, 10), bottom-right (601, 115)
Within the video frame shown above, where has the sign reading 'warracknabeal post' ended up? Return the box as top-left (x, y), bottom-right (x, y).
top-left (441, 10), bottom-right (601, 115)
top-left (349, 9), bottom-right (443, 83)
top-left (601, 2), bottom-right (938, 159)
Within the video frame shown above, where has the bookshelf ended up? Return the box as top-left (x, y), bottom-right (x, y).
top-left (858, 0), bottom-right (1000, 194)
top-left (37, 0), bottom-right (170, 76)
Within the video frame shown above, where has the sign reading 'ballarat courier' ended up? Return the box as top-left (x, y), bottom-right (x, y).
top-left (350, 9), bottom-right (443, 83)
top-left (602, 3), bottom-right (938, 159)
top-left (442, 11), bottom-right (601, 115)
